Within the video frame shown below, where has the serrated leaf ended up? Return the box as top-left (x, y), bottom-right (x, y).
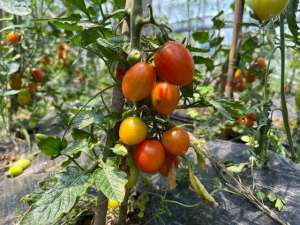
top-left (0, 0), bottom-right (31, 16)
top-left (19, 166), bottom-right (91, 225)
top-left (62, 139), bottom-right (91, 156)
top-left (36, 134), bottom-right (67, 157)
top-left (111, 144), bottom-right (128, 156)
top-left (188, 166), bottom-right (218, 207)
top-left (73, 110), bottom-right (103, 129)
top-left (94, 165), bottom-right (127, 202)
top-left (275, 198), bottom-right (285, 211)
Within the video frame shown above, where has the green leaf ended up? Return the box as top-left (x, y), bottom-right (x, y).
top-left (181, 82), bottom-right (194, 98)
top-left (7, 62), bottom-right (20, 75)
top-left (286, 0), bottom-right (299, 44)
top-left (35, 134), bottom-right (67, 157)
top-left (256, 191), bottom-right (266, 201)
top-left (71, 128), bottom-right (92, 140)
top-left (192, 31), bottom-right (209, 43)
top-left (0, 0), bottom-right (31, 16)
top-left (275, 198), bottom-right (285, 211)
top-left (188, 166), bottom-right (218, 207)
top-left (193, 56), bottom-right (214, 71)
top-left (34, 14), bottom-right (81, 23)
top-left (267, 192), bottom-right (277, 202)
top-left (19, 166), bottom-right (91, 225)
top-left (62, 139), bottom-right (91, 156)
top-left (65, 0), bottom-right (90, 18)
top-left (73, 110), bottom-right (103, 129)
top-left (51, 21), bottom-right (82, 31)
top-left (111, 144), bottom-right (128, 156)
top-left (226, 163), bottom-right (248, 173)
top-left (94, 165), bottom-right (127, 202)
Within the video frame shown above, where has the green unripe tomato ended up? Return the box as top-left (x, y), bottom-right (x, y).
top-left (15, 158), bottom-right (31, 170)
top-left (246, 0), bottom-right (289, 21)
top-left (17, 89), bottom-right (31, 106)
top-left (7, 165), bottom-right (23, 177)
top-left (296, 87), bottom-right (300, 109)
top-left (127, 49), bottom-right (142, 65)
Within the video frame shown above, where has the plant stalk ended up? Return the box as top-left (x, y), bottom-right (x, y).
top-left (279, 15), bottom-right (296, 161)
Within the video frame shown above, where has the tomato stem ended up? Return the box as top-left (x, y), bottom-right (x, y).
top-left (279, 15), bottom-right (296, 161)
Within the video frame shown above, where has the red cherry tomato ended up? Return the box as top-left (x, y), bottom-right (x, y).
top-left (159, 153), bottom-right (179, 176)
top-left (255, 57), bottom-right (267, 68)
top-left (31, 67), bottom-right (43, 82)
top-left (151, 82), bottom-right (180, 116)
top-left (161, 127), bottom-right (190, 156)
top-left (154, 41), bottom-right (194, 86)
top-left (134, 140), bottom-right (165, 174)
top-left (122, 62), bottom-right (156, 101)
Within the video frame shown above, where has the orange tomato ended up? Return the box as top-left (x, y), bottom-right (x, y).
top-left (6, 32), bottom-right (20, 45)
top-left (31, 67), bottom-right (43, 82)
top-left (119, 117), bottom-right (148, 145)
top-left (9, 74), bottom-right (22, 90)
top-left (234, 69), bottom-right (242, 79)
top-left (122, 62), bottom-right (156, 101)
top-left (134, 140), bottom-right (166, 174)
top-left (161, 127), bottom-right (190, 156)
top-left (154, 41), bottom-right (194, 86)
top-left (159, 153), bottom-right (179, 176)
top-left (151, 82), bottom-right (180, 116)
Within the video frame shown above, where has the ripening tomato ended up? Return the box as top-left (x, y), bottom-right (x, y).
top-left (151, 82), bottom-right (180, 116)
top-left (31, 67), bottom-right (43, 82)
top-left (255, 57), bottom-right (267, 68)
top-left (39, 55), bottom-right (51, 65)
top-left (9, 74), bottom-right (22, 90)
top-left (28, 82), bottom-right (38, 94)
top-left (122, 62), bottom-right (156, 101)
top-left (245, 71), bottom-right (257, 83)
top-left (295, 87), bottom-right (300, 108)
top-left (236, 114), bottom-right (256, 128)
top-left (6, 31), bottom-right (20, 45)
top-left (134, 140), bottom-right (166, 174)
top-left (159, 153), bottom-right (179, 176)
top-left (234, 79), bottom-right (246, 92)
top-left (17, 89), bottom-right (31, 106)
top-left (234, 69), bottom-right (242, 79)
top-left (119, 117), bottom-right (148, 145)
top-left (246, 0), bottom-right (288, 21)
top-left (162, 127), bottom-right (190, 156)
top-left (154, 41), bottom-right (194, 86)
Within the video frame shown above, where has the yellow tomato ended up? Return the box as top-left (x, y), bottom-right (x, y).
top-left (108, 199), bottom-right (120, 209)
top-left (7, 165), bottom-right (23, 177)
top-left (15, 158), bottom-right (31, 170)
top-left (246, 0), bottom-right (289, 21)
top-left (119, 117), bottom-right (147, 145)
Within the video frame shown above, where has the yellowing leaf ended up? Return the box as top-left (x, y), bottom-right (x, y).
top-left (188, 167), bottom-right (218, 207)
top-left (226, 163), bottom-right (248, 173)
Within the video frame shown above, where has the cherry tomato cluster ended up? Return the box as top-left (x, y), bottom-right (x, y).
top-left (119, 41), bottom-right (194, 176)
top-left (3, 32), bottom-right (47, 106)
top-left (233, 57), bottom-right (267, 92)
